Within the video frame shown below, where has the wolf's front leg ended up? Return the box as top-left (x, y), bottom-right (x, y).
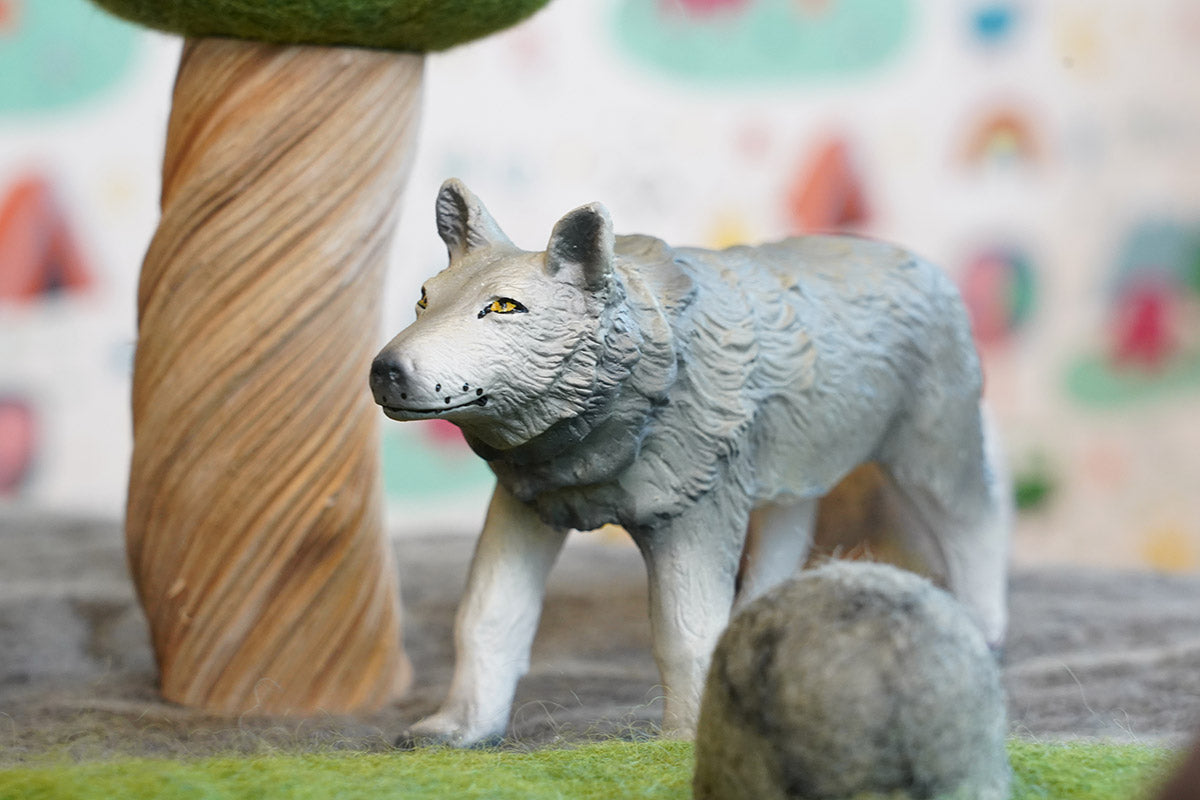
top-left (404, 485), bottom-right (567, 747)
top-left (637, 496), bottom-right (747, 737)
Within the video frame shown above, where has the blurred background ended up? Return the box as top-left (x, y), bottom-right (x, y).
top-left (2, 0), bottom-right (1199, 570)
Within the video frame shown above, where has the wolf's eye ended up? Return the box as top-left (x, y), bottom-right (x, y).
top-left (478, 297), bottom-right (527, 318)
top-left (416, 287), bottom-right (428, 310)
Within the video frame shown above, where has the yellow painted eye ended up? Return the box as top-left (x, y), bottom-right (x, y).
top-left (479, 297), bottom-right (527, 318)
top-left (417, 287), bottom-right (428, 310)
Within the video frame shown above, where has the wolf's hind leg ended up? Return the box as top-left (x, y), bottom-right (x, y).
top-left (736, 498), bottom-right (817, 610)
top-left (404, 485), bottom-right (567, 747)
top-left (882, 405), bottom-right (1010, 648)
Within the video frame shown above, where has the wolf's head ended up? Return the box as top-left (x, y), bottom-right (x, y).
top-left (371, 180), bottom-right (621, 450)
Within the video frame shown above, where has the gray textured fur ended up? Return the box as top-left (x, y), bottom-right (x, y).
top-left (371, 180), bottom-right (1010, 746)
top-left (693, 561), bottom-right (1010, 800)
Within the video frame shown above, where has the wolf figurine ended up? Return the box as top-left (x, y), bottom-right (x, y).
top-left (370, 179), bottom-right (1010, 747)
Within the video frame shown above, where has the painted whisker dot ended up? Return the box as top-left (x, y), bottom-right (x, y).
top-left (462, 384), bottom-right (469, 391)
top-left (400, 393), bottom-right (407, 400)
top-left (434, 383), bottom-right (441, 392)
top-left (445, 397), bottom-right (451, 404)
top-left (476, 388), bottom-right (483, 396)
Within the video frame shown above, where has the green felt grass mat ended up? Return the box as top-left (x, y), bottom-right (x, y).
top-left (0, 739), bottom-right (1177, 800)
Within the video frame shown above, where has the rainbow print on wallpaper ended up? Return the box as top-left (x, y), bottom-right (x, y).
top-left (960, 107), bottom-right (1041, 169)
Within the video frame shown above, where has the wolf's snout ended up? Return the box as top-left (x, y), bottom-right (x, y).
top-left (369, 356), bottom-right (409, 407)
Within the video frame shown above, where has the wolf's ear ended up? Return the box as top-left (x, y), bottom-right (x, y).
top-left (435, 179), bottom-right (513, 260)
top-left (546, 202), bottom-right (614, 291)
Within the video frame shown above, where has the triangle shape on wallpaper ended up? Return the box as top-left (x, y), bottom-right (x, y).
top-left (0, 174), bottom-right (93, 302)
top-left (787, 136), bottom-right (871, 234)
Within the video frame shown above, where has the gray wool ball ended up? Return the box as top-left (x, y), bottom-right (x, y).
top-left (693, 561), bottom-right (1009, 800)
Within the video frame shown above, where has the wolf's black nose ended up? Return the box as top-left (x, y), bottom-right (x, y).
top-left (369, 357), bottom-right (406, 406)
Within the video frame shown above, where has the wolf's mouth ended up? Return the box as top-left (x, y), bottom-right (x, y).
top-left (381, 396), bottom-right (489, 417)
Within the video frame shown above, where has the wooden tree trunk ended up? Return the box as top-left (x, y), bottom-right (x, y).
top-left (126, 38), bottom-right (422, 714)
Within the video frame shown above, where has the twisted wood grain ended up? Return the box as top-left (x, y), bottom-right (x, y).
top-left (127, 38), bottom-right (422, 713)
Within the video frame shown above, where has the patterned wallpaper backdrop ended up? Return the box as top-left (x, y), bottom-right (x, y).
top-left (2, 0), bottom-right (1199, 569)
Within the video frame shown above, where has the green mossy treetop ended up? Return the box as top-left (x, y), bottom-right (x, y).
top-left (87, 0), bottom-right (552, 52)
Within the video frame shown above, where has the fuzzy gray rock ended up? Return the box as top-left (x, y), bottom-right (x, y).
top-left (693, 561), bottom-right (1009, 800)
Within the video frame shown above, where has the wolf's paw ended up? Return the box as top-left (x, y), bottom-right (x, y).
top-left (395, 712), bottom-right (504, 750)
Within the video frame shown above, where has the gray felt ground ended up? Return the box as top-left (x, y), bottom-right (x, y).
top-left (1, 512), bottom-right (1198, 764)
